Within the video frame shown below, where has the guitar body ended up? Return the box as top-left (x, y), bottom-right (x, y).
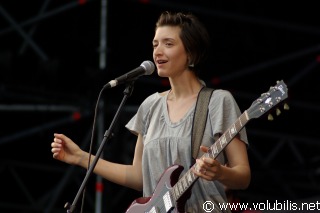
top-left (126, 164), bottom-right (190, 213)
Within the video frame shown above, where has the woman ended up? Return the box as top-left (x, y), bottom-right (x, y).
top-left (51, 11), bottom-right (251, 212)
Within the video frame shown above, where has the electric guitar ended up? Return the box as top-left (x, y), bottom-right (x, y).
top-left (126, 80), bottom-right (289, 213)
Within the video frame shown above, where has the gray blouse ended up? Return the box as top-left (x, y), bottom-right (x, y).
top-left (126, 89), bottom-right (248, 212)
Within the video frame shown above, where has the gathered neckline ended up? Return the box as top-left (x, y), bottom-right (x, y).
top-left (162, 91), bottom-right (196, 127)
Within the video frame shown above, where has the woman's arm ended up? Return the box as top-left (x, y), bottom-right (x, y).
top-left (52, 133), bottom-right (144, 191)
top-left (194, 137), bottom-right (251, 190)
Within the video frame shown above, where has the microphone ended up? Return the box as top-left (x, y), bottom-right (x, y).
top-left (104, 60), bottom-right (155, 88)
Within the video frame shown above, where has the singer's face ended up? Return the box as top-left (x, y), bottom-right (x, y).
top-left (153, 26), bottom-right (188, 78)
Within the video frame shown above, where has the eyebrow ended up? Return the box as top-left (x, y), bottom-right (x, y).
top-left (152, 37), bottom-right (175, 44)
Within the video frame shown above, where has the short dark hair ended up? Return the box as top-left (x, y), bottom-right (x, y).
top-left (155, 11), bottom-right (211, 75)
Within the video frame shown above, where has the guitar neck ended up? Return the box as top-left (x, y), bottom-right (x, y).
top-left (172, 111), bottom-right (250, 201)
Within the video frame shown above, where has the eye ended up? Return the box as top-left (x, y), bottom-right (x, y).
top-left (152, 43), bottom-right (158, 49)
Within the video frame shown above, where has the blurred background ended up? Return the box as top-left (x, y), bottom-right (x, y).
top-left (0, 0), bottom-right (319, 212)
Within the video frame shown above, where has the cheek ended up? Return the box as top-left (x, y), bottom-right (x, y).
top-left (172, 49), bottom-right (188, 64)
top-left (172, 54), bottom-right (188, 69)
top-left (152, 54), bottom-right (156, 62)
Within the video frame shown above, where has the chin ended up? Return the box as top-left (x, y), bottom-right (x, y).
top-left (157, 70), bottom-right (168, 78)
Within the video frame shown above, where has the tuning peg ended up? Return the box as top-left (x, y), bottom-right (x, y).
top-left (284, 103), bottom-right (289, 110)
top-left (276, 108), bottom-right (281, 116)
top-left (268, 114), bottom-right (274, 121)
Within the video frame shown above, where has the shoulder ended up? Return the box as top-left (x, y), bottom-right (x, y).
top-left (143, 90), bottom-right (168, 102)
top-left (211, 89), bottom-right (236, 103)
top-left (208, 89), bottom-right (240, 113)
top-left (139, 90), bottom-right (169, 108)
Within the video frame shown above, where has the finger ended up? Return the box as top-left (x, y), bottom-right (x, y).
top-left (200, 145), bottom-right (209, 153)
top-left (202, 156), bottom-right (219, 167)
top-left (199, 168), bottom-right (207, 176)
top-left (193, 161), bottom-right (200, 173)
top-left (53, 137), bottom-right (62, 143)
top-left (199, 156), bottom-right (214, 169)
top-left (53, 152), bottom-right (60, 159)
top-left (51, 147), bottom-right (61, 152)
top-left (54, 133), bottom-right (66, 140)
top-left (199, 168), bottom-right (212, 181)
top-left (203, 158), bottom-right (215, 167)
top-left (193, 160), bottom-right (202, 173)
top-left (51, 142), bottom-right (62, 148)
top-left (196, 159), bottom-right (205, 168)
top-left (194, 159), bottom-right (208, 176)
top-left (193, 166), bottom-right (206, 177)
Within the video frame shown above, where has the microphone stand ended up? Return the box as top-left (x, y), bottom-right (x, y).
top-left (65, 80), bottom-right (136, 213)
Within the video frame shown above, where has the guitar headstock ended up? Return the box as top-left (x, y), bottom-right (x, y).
top-left (247, 80), bottom-right (289, 120)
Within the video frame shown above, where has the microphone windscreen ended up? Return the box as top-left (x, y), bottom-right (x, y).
top-left (141, 60), bottom-right (155, 75)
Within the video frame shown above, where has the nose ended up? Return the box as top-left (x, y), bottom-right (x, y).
top-left (153, 45), bottom-right (163, 56)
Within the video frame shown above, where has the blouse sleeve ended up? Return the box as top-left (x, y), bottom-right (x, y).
top-left (125, 92), bottom-right (159, 136)
top-left (208, 89), bottom-right (248, 145)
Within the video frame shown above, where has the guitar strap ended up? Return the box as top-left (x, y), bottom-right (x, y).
top-left (191, 86), bottom-right (214, 161)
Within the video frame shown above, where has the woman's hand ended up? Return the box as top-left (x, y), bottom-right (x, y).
top-left (193, 146), bottom-right (222, 181)
top-left (51, 133), bottom-right (83, 165)
top-left (193, 138), bottom-right (251, 189)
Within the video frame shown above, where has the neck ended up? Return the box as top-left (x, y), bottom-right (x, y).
top-left (168, 76), bottom-right (203, 100)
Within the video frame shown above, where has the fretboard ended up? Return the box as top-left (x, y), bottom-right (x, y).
top-left (171, 111), bottom-right (250, 201)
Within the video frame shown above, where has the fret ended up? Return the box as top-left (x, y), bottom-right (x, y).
top-left (174, 184), bottom-right (180, 198)
top-left (239, 115), bottom-right (243, 126)
top-left (187, 172), bottom-right (193, 184)
top-left (181, 176), bottom-right (187, 190)
top-left (191, 170), bottom-right (196, 180)
top-left (209, 147), bottom-right (214, 158)
top-left (220, 134), bottom-right (227, 145)
top-left (174, 170), bottom-right (198, 201)
top-left (171, 185), bottom-right (177, 201)
top-left (217, 140), bottom-right (223, 150)
top-left (236, 118), bottom-right (241, 129)
top-left (228, 127), bottom-right (232, 139)
top-left (230, 123), bottom-right (237, 135)
top-left (244, 110), bottom-right (249, 121)
top-left (213, 144), bottom-right (218, 155)
top-left (174, 170), bottom-right (194, 200)
top-left (178, 181), bottom-right (183, 195)
top-left (240, 113), bottom-right (249, 127)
